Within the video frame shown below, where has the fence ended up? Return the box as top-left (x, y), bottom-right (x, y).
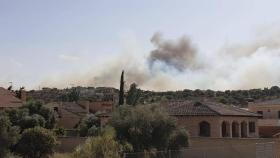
top-left (123, 142), bottom-right (277, 158)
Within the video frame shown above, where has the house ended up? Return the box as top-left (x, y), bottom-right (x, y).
top-left (0, 87), bottom-right (24, 110)
top-left (44, 102), bottom-right (88, 129)
top-left (162, 101), bottom-right (260, 138)
top-left (86, 87), bottom-right (117, 113)
top-left (98, 100), bottom-right (260, 138)
top-left (248, 99), bottom-right (280, 137)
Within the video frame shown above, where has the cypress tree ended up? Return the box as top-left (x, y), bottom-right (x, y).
top-left (118, 70), bottom-right (125, 106)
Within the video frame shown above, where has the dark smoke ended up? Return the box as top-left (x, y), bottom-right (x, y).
top-left (148, 32), bottom-right (198, 71)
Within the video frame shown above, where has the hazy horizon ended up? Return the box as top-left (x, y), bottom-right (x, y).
top-left (2, 0), bottom-right (280, 91)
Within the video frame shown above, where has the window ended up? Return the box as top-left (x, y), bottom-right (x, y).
top-left (199, 121), bottom-right (211, 137)
top-left (249, 122), bottom-right (256, 133)
top-left (278, 111), bottom-right (280, 119)
top-left (257, 111), bottom-right (263, 119)
top-left (222, 121), bottom-right (230, 137)
top-left (232, 122), bottom-right (240, 137)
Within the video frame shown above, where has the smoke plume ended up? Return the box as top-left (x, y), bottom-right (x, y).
top-left (148, 32), bottom-right (199, 71)
top-left (39, 31), bottom-right (280, 91)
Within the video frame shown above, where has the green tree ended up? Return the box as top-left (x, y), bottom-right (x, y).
top-left (23, 101), bottom-right (56, 129)
top-left (126, 83), bottom-right (141, 106)
top-left (5, 101), bottom-right (55, 131)
top-left (73, 127), bottom-right (132, 158)
top-left (15, 127), bottom-right (57, 158)
top-left (119, 70), bottom-right (125, 106)
top-left (110, 105), bottom-right (189, 152)
top-left (68, 88), bottom-right (80, 102)
top-left (79, 114), bottom-right (101, 137)
top-left (19, 114), bottom-right (46, 130)
top-left (0, 113), bottom-right (19, 158)
top-left (168, 128), bottom-right (189, 150)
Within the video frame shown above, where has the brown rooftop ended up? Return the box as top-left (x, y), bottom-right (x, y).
top-left (0, 87), bottom-right (23, 108)
top-left (44, 102), bottom-right (88, 117)
top-left (252, 98), bottom-right (280, 106)
top-left (162, 101), bottom-right (260, 117)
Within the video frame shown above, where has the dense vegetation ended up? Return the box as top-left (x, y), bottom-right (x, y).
top-left (15, 127), bottom-right (57, 158)
top-left (78, 114), bottom-right (101, 137)
top-left (27, 84), bottom-right (280, 107)
top-left (130, 85), bottom-right (280, 107)
top-left (6, 101), bottom-right (56, 131)
top-left (73, 127), bottom-right (132, 158)
top-left (110, 105), bottom-right (189, 152)
top-left (0, 101), bottom-right (58, 158)
top-left (0, 113), bottom-right (19, 158)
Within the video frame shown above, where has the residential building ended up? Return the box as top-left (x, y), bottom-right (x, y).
top-left (98, 100), bottom-right (260, 138)
top-left (248, 99), bottom-right (280, 137)
top-left (0, 87), bottom-right (24, 110)
top-left (162, 101), bottom-right (259, 138)
top-left (44, 102), bottom-right (88, 129)
top-left (162, 101), bottom-right (260, 138)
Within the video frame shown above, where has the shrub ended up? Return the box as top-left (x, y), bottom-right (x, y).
top-left (73, 127), bottom-right (132, 158)
top-left (15, 127), bottom-right (57, 158)
top-left (79, 114), bottom-right (100, 137)
top-left (0, 114), bottom-right (19, 158)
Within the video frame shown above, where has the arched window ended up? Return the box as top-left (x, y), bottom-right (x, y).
top-left (199, 121), bottom-right (211, 137)
top-left (222, 121), bottom-right (230, 137)
top-left (232, 122), bottom-right (240, 137)
top-left (241, 121), bottom-right (248, 138)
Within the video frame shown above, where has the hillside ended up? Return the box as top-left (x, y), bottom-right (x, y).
top-left (135, 86), bottom-right (280, 107)
top-left (26, 86), bottom-right (280, 107)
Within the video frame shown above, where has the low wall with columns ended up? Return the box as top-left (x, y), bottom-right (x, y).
top-left (175, 115), bottom-right (259, 138)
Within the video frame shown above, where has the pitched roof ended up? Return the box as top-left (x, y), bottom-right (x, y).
top-left (44, 102), bottom-right (88, 117)
top-left (162, 100), bottom-right (260, 117)
top-left (252, 98), bottom-right (280, 106)
top-left (60, 102), bottom-right (88, 116)
top-left (0, 87), bottom-right (23, 108)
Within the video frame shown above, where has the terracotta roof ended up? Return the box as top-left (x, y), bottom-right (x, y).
top-left (252, 98), bottom-right (280, 106)
top-left (162, 101), bottom-right (260, 117)
top-left (0, 87), bottom-right (23, 108)
top-left (44, 102), bottom-right (88, 117)
top-left (60, 102), bottom-right (88, 115)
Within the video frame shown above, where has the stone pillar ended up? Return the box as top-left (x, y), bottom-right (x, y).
top-left (246, 121), bottom-right (249, 137)
top-left (238, 122), bottom-right (241, 138)
top-left (229, 121), bottom-right (232, 138)
top-left (220, 121), bottom-right (223, 138)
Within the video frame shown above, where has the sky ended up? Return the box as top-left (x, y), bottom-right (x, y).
top-left (1, 0), bottom-right (280, 91)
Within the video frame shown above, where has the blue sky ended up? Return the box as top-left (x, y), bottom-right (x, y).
top-left (1, 0), bottom-right (280, 90)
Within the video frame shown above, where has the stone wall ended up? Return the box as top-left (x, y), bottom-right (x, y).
top-left (188, 137), bottom-right (280, 158)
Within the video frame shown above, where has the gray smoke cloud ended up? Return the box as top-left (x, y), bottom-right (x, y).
top-left (148, 32), bottom-right (199, 71)
top-left (39, 30), bottom-right (280, 91)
